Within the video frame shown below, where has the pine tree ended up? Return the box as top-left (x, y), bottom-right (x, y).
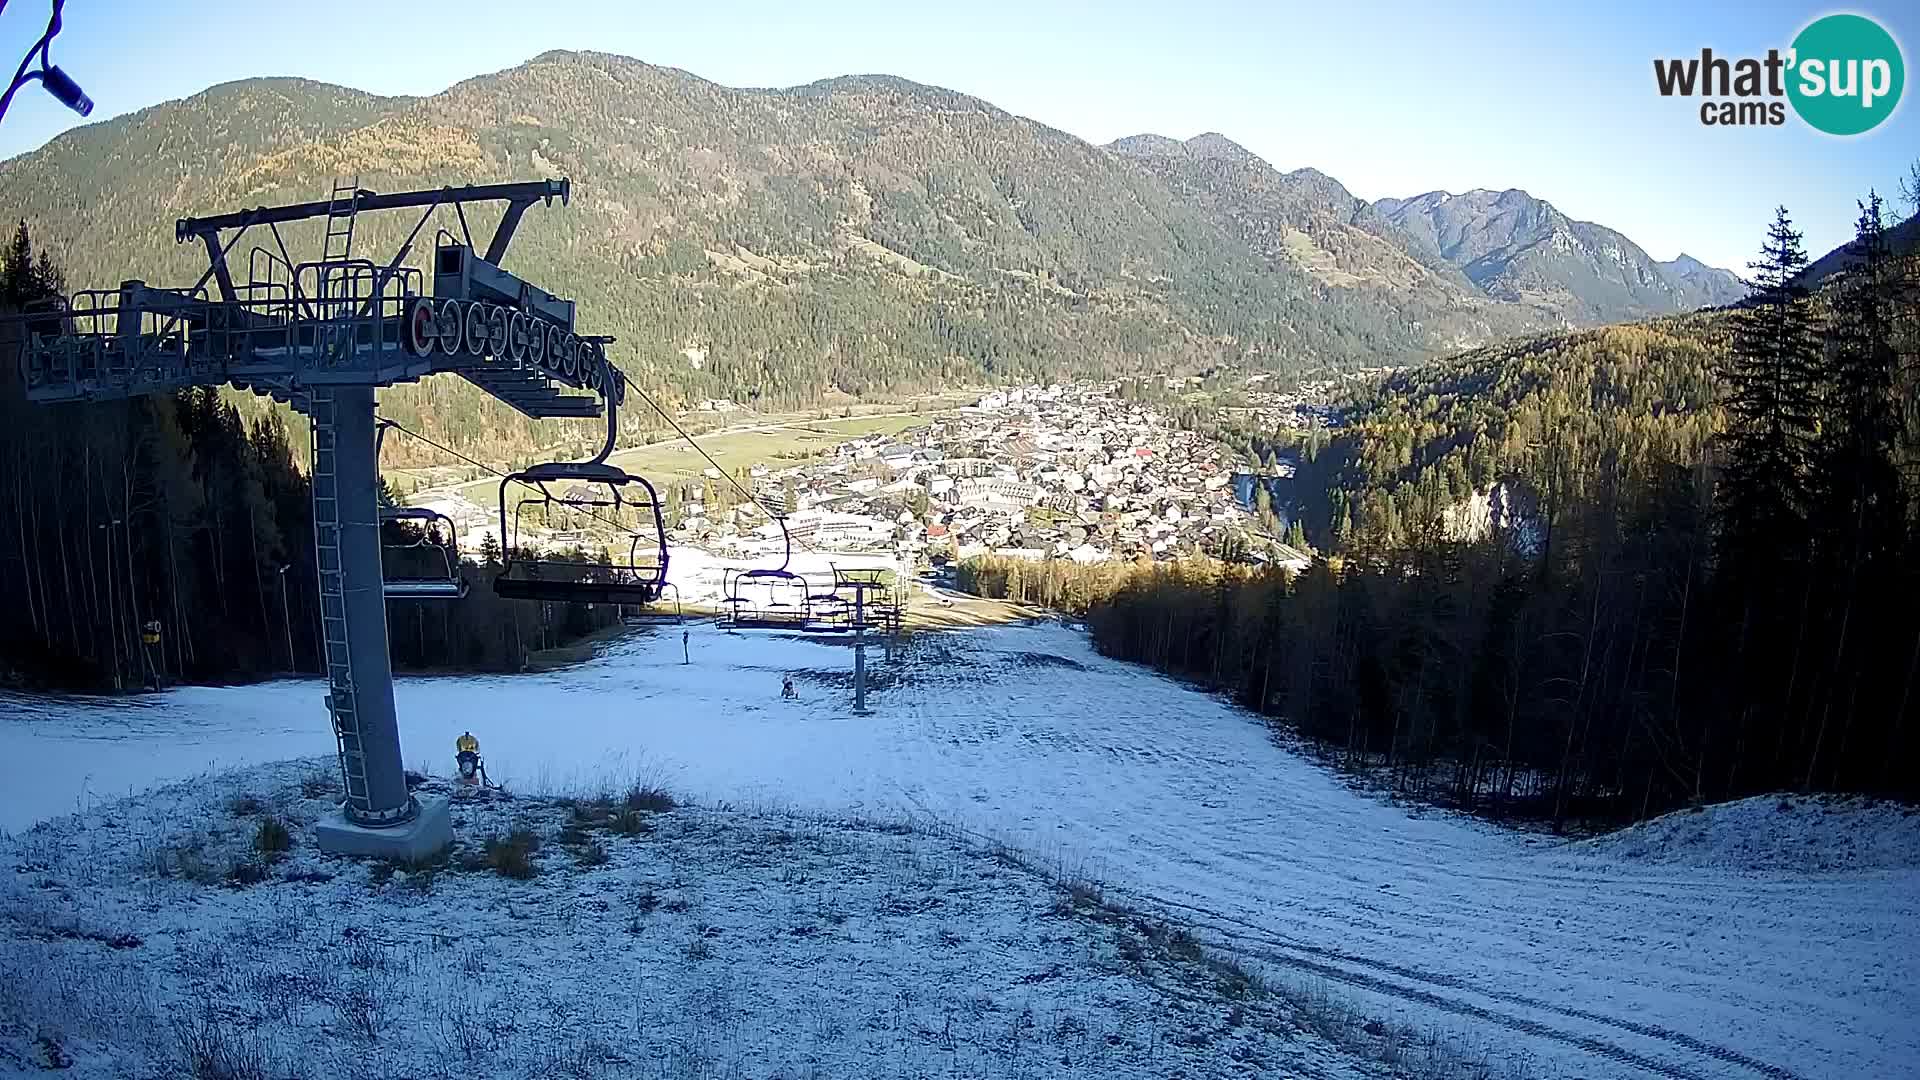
top-left (1813, 193), bottom-right (1904, 569)
top-left (1799, 193), bottom-right (1909, 786)
top-left (1716, 207), bottom-right (1820, 578)
top-left (1, 221), bottom-right (39, 306)
top-left (478, 530), bottom-right (502, 568)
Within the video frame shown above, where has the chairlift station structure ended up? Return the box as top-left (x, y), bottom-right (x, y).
top-left (16, 176), bottom-right (635, 858)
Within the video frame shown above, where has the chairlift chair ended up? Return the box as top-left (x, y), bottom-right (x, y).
top-left (620, 579), bottom-right (683, 625)
top-left (820, 563), bottom-right (898, 635)
top-left (717, 512), bottom-right (818, 630)
top-left (720, 566), bottom-right (815, 630)
top-left (802, 591), bottom-right (852, 633)
top-left (493, 461), bottom-right (670, 605)
top-left (379, 507), bottom-right (469, 599)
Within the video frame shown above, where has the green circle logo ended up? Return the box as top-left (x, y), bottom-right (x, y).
top-left (1787, 14), bottom-right (1904, 136)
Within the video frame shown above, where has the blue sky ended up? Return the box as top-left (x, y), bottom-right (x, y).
top-left (0, 0), bottom-right (1912, 272)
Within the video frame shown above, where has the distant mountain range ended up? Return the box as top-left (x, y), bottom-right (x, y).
top-left (1374, 188), bottom-right (1749, 322)
top-left (0, 52), bottom-right (1748, 411)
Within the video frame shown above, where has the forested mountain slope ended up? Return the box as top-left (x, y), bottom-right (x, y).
top-left (1325, 315), bottom-right (1729, 549)
top-left (3, 51), bottom-right (1736, 464)
top-left (1322, 215), bottom-right (1916, 550)
top-left (1107, 133), bottom-right (1550, 351)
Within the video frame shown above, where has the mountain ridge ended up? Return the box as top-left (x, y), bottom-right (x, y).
top-left (1373, 186), bottom-right (1748, 319)
top-left (1105, 131), bottom-right (1547, 349)
top-left (0, 52), bottom-right (1756, 462)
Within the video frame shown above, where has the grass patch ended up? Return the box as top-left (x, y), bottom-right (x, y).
top-left (479, 828), bottom-right (541, 880)
top-left (252, 817), bottom-right (292, 858)
top-left (226, 795), bottom-right (265, 817)
top-left (175, 1004), bottom-right (284, 1080)
top-left (624, 784), bottom-right (677, 813)
top-left (299, 771), bottom-right (336, 799)
top-left (565, 799), bottom-right (608, 826)
top-left (402, 854), bottom-right (445, 895)
top-left (609, 809), bottom-right (652, 836)
top-left (555, 783), bottom-right (674, 839)
top-left (34, 1034), bottom-right (72, 1070)
top-left (149, 843), bottom-right (222, 886)
top-left (226, 858), bottom-right (270, 887)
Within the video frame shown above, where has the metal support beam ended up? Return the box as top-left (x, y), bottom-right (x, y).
top-left (199, 233), bottom-right (237, 303)
top-left (322, 385), bottom-right (412, 825)
top-left (177, 179), bottom-right (569, 242)
top-left (14, 174), bottom-right (601, 867)
top-left (483, 200), bottom-right (532, 266)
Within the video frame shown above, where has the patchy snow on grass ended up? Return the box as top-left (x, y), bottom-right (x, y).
top-left (1565, 794), bottom-right (1920, 875)
top-left (0, 759), bottom-right (1430, 1080)
top-left (3, 621), bottom-right (1915, 1080)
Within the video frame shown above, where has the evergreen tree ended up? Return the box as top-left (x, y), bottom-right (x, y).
top-left (478, 530), bottom-right (502, 568)
top-left (1812, 193), bottom-right (1904, 571)
top-left (1715, 207), bottom-right (1820, 579)
top-left (1, 221), bottom-right (40, 306)
top-left (1800, 193), bottom-right (1909, 787)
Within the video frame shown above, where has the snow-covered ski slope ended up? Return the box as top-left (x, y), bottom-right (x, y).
top-left (3, 621), bottom-right (1914, 1080)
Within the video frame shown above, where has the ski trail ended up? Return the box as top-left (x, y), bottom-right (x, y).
top-left (4, 621), bottom-right (1912, 1080)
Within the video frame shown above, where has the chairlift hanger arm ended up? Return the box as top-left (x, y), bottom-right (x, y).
top-left (174, 179), bottom-right (571, 245)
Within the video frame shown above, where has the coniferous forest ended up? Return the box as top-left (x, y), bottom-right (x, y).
top-left (965, 198), bottom-right (1920, 826)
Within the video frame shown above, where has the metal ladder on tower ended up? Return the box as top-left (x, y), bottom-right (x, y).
top-left (317, 176), bottom-right (360, 334)
top-left (323, 176), bottom-right (358, 259)
top-left (310, 388), bottom-right (370, 811)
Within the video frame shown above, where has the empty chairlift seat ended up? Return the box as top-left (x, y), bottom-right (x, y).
top-left (379, 507), bottom-right (469, 599)
top-left (492, 460), bottom-right (669, 606)
top-left (721, 566), bottom-right (815, 629)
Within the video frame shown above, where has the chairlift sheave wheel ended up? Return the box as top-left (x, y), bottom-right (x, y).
top-left (404, 296), bottom-right (437, 356)
top-left (487, 304), bottom-right (509, 358)
top-left (463, 302), bottom-right (489, 358)
top-left (507, 311), bottom-right (529, 363)
top-left (559, 332), bottom-right (579, 379)
top-left (581, 340), bottom-right (604, 391)
top-left (528, 317), bottom-right (547, 366)
top-left (436, 299), bottom-right (464, 355)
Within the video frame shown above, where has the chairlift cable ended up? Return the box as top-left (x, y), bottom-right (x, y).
top-left (619, 375), bottom-right (822, 556)
top-left (372, 414), bottom-right (633, 539)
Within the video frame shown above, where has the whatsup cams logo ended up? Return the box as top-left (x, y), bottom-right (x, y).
top-left (1654, 12), bottom-right (1904, 135)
